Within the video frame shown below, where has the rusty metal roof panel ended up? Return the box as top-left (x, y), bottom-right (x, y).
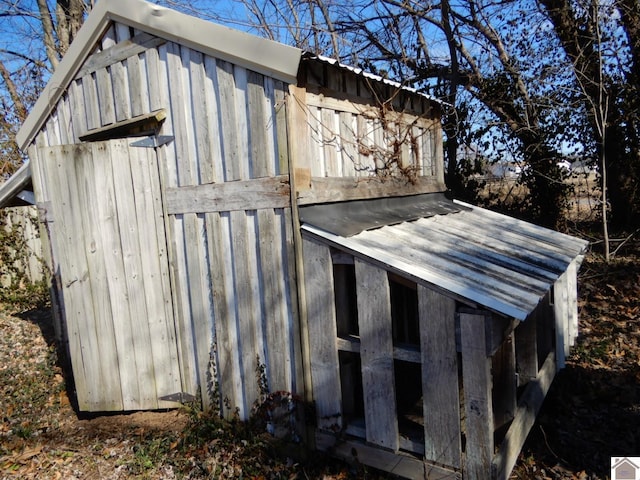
top-left (301, 199), bottom-right (588, 320)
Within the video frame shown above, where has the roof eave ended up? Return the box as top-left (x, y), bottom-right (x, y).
top-left (16, 0), bottom-right (302, 150)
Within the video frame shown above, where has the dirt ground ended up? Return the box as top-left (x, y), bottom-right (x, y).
top-left (1, 231), bottom-right (639, 479)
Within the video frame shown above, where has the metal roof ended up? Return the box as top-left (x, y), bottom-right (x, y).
top-left (299, 192), bottom-right (468, 237)
top-left (307, 54), bottom-right (446, 106)
top-left (301, 199), bottom-right (589, 320)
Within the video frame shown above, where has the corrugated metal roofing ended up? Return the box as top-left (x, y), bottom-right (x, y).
top-left (301, 199), bottom-right (589, 321)
top-left (299, 193), bottom-right (468, 237)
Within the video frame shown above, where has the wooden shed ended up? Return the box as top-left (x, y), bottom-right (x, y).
top-left (8, 0), bottom-right (588, 478)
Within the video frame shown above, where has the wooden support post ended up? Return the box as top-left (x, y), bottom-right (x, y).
top-left (419, 286), bottom-right (461, 469)
top-left (355, 259), bottom-right (399, 451)
top-left (460, 312), bottom-right (493, 480)
top-left (302, 237), bottom-right (342, 431)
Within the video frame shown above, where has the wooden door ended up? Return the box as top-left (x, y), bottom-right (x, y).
top-left (39, 140), bottom-right (183, 411)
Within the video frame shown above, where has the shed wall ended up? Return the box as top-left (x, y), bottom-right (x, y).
top-left (29, 23), bottom-right (302, 417)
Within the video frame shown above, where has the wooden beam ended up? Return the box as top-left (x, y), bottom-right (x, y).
top-left (460, 311), bottom-right (494, 480)
top-left (492, 352), bottom-right (556, 480)
top-left (76, 32), bottom-right (167, 79)
top-left (79, 109), bottom-right (166, 142)
top-left (164, 175), bottom-right (291, 214)
top-left (297, 176), bottom-right (446, 205)
top-left (419, 287), bottom-right (462, 469)
top-left (316, 431), bottom-right (460, 480)
top-left (355, 259), bottom-right (399, 452)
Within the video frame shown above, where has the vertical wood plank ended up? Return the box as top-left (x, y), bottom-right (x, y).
top-left (81, 74), bottom-right (100, 131)
top-left (95, 67), bottom-right (115, 126)
top-left (69, 80), bottom-right (88, 143)
top-left (460, 312), bottom-right (493, 480)
top-left (302, 238), bottom-right (342, 431)
top-left (419, 286), bottom-right (461, 468)
top-left (45, 146), bottom-right (91, 410)
top-left (90, 142), bottom-right (141, 409)
top-left (75, 144), bottom-right (122, 410)
top-left (150, 42), bottom-right (199, 399)
top-left (355, 259), bottom-right (399, 452)
top-left (554, 271), bottom-right (569, 370)
top-left (287, 85), bottom-right (311, 190)
top-left (229, 210), bottom-right (262, 417)
top-left (110, 140), bottom-right (158, 409)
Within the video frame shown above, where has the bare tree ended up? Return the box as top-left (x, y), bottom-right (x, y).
top-left (0, 0), bottom-right (89, 177)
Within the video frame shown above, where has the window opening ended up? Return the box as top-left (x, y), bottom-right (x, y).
top-left (395, 359), bottom-right (424, 447)
top-left (332, 259), bottom-right (359, 337)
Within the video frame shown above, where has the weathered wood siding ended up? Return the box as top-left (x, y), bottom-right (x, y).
top-left (29, 23), bottom-right (302, 417)
top-left (293, 59), bottom-right (445, 205)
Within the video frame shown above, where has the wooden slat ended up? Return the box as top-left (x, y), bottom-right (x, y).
top-left (297, 176), bottom-right (446, 205)
top-left (419, 286), bottom-right (462, 468)
top-left (230, 210), bottom-right (262, 417)
top-left (44, 146), bottom-right (92, 410)
top-left (302, 238), bottom-right (342, 431)
top-left (95, 66), bottom-right (116, 126)
top-left (76, 32), bottom-right (166, 79)
top-left (355, 259), bottom-right (399, 452)
top-left (287, 85), bottom-right (312, 191)
top-left (206, 211), bottom-right (244, 417)
top-left (81, 74), bottom-right (100, 131)
top-left (460, 311), bottom-right (493, 480)
top-left (336, 336), bottom-right (422, 363)
top-left (165, 176), bottom-right (291, 214)
top-left (247, 71), bottom-right (269, 177)
top-left (492, 352), bottom-right (556, 480)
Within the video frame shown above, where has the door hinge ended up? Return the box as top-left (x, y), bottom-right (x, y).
top-left (130, 135), bottom-right (174, 148)
top-left (159, 392), bottom-right (197, 403)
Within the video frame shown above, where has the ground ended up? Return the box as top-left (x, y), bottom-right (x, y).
top-left (1, 233), bottom-right (638, 479)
